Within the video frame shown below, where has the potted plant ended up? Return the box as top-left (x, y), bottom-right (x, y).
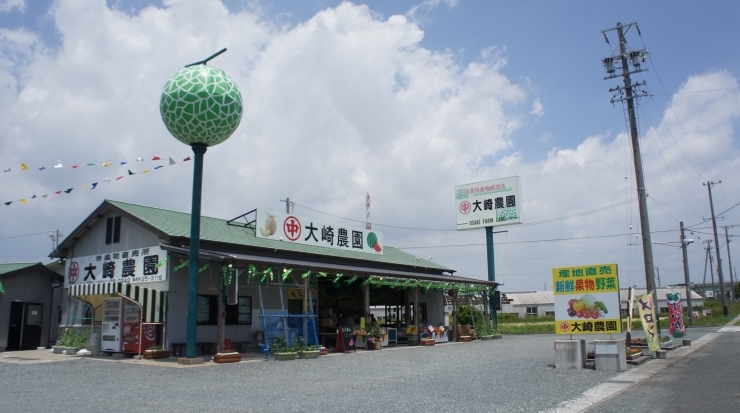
top-left (143, 345), bottom-right (170, 359)
top-left (625, 347), bottom-right (643, 360)
top-left (294, 336), bottom-right (320, 360)
top-left (271, 335), bottom-right (297, 361)
top-left (475, 318), bottom-right (501, 340)
top-left (367, 324), bottom-right (383, 350)
top-left (55, 329), bottom-right (90, 355)
top-left (214, 348), bottom-right (242, 363)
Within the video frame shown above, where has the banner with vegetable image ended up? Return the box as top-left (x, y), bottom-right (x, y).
top-left (636, 292), bottom-right (660, 352)
top-left (666, 292), bottom-right (685, 338)
top-left (552, 263), bottom-right (622, 335)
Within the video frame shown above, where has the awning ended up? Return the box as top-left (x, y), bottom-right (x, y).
top-left (161, 244), bottom-right (498, 287)
top-left (69, 282), bottom-right (167, 323)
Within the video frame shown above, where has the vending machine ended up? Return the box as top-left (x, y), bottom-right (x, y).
top-left (101, 297), bottom-right (122, 352)
top-left (121, 299), bottom-right (156, 354)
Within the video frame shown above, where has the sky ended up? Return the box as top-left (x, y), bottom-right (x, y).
top-left (0, 0), bottom-right (739, 293)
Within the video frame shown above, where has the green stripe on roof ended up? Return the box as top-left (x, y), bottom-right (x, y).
top-left (0, 262), bottom-right (41, 275)
top-left (107, 200), bottom-right (453, 272)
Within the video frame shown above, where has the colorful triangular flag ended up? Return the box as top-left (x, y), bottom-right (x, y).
top-left (169, 157), bottom-right (176, 165)
top-left (21, 163), bottom-right (29, 171)
top-left (91, 183), bottom-right (98, 189)
top-left (72, 165), bottom-right (79, 169)
top-left (55, 191), bottom-right (61, 195)
top-left (104, 178), bottom-right (111, 183)
top-left (4, 201), bottom-right (11, 206)
top-left (3, 168), bottom-right (10, 172)
top-left (64, 188), bottom-right (73, 193)
top-left (102, 162), bottom-right (112, 167)
top-left (31, 193), bottom-right (37, 199)
top-left (54, 160), bottom-right (63, 168)
top-left (154, 166), bottom-right (163, 170)
top-left (38, 167), bottom-right (46, 171)
top-left (120, 161), bottom-right (127, 165)
top-left (41, 194), bottom-right (49, 198)
top-left (86, 163), bottom-right (95, 166)
top-left (183, 157), bottom-right (191, 161)
top-left (136, 157), bottom-right (143, 161)
top-left (142, 169), bottom-right (150, 173)
top-left (116, 176), bottom-right (123, 180)
top-left (18, 199), bottom-right (27, 205)
top-left (81, 184), bottom-right (88, 189)
top-left (128, 170), bottom-right (135, 175)
top-left (152, 156), bottom-right (161, 161)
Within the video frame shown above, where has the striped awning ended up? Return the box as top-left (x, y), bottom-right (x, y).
top-left (69, 282), bottom-right (166, 323)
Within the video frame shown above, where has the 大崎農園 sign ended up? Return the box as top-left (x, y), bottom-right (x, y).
top-left (65, 245), bottom-right (168, 287)
top-left (552, 263), bottom-right (622, 335)
top-left (455, 176), bottom-right (522, 230)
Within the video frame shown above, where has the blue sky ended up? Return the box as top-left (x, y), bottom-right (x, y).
top-left (0, 0), bottom-right (738, 292)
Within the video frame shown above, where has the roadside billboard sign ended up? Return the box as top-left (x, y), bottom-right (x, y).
top-left (455, 176), bottom-right (522, 230)
top-left (553, 263), bottom-right (622, 335)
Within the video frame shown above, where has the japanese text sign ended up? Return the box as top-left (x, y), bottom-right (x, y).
top-left (637, 292), bottom-right (660, 352)
top-left (455, 176), bottom-right (522, 230)
top-left (552, 263), bottom-right (622, 335)
top-left (65, 245), bottom-right (167, 287)
top-left (256, 210), bottom-right (384, 255)
top-left (666, 292), bottom-right (685, 339)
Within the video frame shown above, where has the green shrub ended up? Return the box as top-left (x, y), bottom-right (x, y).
top-left (456, 305), bottom-right (483, 326)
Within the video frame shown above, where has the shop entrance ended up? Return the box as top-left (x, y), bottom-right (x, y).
top-left (6, 302), bottom-right (43, 350)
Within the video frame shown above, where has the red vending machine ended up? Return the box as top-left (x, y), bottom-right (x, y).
top-left (121, 299), bottom-right (157, 354)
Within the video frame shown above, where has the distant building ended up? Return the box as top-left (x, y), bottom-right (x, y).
top-left (498, 287), bottom-right (705, 319)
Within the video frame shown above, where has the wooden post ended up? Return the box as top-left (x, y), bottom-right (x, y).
top-left (452, 289), bottom-right (458, 342)
top-left (414, 287), bottom-right (419, 331)
top-left (364, 281), bottom-right (370, 321)
top-left (218, 272), bottom-right (225, 353)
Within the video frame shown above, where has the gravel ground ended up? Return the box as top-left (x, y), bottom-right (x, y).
top-left (0, 329), bottom-right (717, 413)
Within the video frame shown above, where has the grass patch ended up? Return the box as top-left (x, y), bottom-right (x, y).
top-left (498, 323), bottom-right (554, 335)
top-left (499, 315), bottom-right (554, 324)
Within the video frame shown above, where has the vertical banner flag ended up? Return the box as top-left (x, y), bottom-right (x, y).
top-left (666, 292), bottom-right (685, 339)
top-left (627, 286), bottom-right (634, 333)
top-left (636, 293), bottom-right (660, 352)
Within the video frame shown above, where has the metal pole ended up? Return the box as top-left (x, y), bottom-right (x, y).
top-left (186, 143), bottom-right (207, 359)
top-left (725, 226), bottom-right (735, 300)
top-left (615, 22), bottom-right (659, 331)
top-left (680, 222), bottom-right (694, 327)
top-left (706, 182), bottom-right (728, 316)
top-left (485, 227), bottom-right (497, 328)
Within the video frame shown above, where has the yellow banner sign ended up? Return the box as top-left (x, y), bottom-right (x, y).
top-left (552, 263), bottom-right (622, 335)
top-left (636, 293), bottom-right (660, 352)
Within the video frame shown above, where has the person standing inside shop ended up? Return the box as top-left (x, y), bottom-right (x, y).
top-left (370, 314), bottom-right (377, 325)
top-left (327, 308), bottom-right (338, 327)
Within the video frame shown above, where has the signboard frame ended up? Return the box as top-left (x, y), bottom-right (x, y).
top-left (552, 263), bottom-right (622, 335)
top-left (455, 176), bottom-right (522, 231)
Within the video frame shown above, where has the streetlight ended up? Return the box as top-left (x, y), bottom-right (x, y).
top-left (160, 49), bottom-right (243, 362)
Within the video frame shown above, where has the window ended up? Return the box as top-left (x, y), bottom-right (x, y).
top-left (226, 296), bottom-right (252, 325)
top-left (545, 311), bottom-right (555, 316)
top-left (67, 298), bottom-right (93, 325)
top-left (525, 306), bottom-right (538, 317)
top-left (105, 216), bottom-right (122, 244)
top-left (198, 295), bottom-right (253, 325)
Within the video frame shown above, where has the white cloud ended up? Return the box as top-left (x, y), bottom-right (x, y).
top-left (531, 98), bottom-right (544, 120)
top-left (0, 1), bottom-right (738, 292)
top-left (0, 0), bottom-right (25, 13)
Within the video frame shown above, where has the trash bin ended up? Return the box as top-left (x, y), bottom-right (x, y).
top-left (407, 334), bottom-right (419, 346)
top-left (90, 332), bottom-right (101, 356)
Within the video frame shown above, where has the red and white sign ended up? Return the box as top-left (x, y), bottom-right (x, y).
top-left (68, 261), bottom-right (79, 284)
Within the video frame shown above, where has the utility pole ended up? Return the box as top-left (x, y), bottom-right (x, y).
top-left (656, 267), bottom-right (661, 287)
top-left (602, 22), bottom-right (658, 328)
top-left (704, 181), bottom-right (728, 316)
top-left (280, 197), bottom-right (294, 214)
top-left (705, 240), bottom-right (716, 298)
top-left (724, 226), bottom-right (735, 299)
top-left (680, 222), bottom-right (694, 326)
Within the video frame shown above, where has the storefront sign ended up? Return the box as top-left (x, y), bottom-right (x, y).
top-left (637, 292), bottom-right (660, 352)
top-left (553, 263), bottom-right (622, 335)
top-left (455, 176), bottom-right (522, 230)
top-left (256, 210), bottom-right (383, 255)
top-left (65, 245), bottom-right (168, 287)
top-left (666, 292), bottom-right (685, 338)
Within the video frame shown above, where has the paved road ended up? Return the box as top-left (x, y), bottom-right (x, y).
top-left (585, 329), bottom-right (740, 413)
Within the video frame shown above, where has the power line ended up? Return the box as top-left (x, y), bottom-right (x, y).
top-left (293, 198), bottom-right (636, 232)
top-left (650, 86), bottom-right (740, 96)
top-left (0, 231), bottom-right (53, 241)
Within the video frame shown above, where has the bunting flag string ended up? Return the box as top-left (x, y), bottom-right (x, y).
top-left (332, 273), bottom-right (343, 284)
top-left (301, 270), bottom-right (312, 279)
top-left (2, 156), bottom-right (189, 208)
top-left (1, 155), bottom-right (192, 174)
top-left (281, 268), bottom-right (293, 281)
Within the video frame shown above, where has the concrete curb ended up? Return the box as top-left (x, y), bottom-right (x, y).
top-left (545, 313), bottom-right (740, 413)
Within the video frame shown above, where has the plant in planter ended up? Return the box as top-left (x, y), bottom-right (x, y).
top-left (294, 336), bottom-right (320, 359)
top-left (270, 335), bottom-right (297, 361)
top-left (143, 345), bottom-right (171, 360)
top-left (366, 324), bottom-right (383, 350)
top-left (55, 328), bottom-right (90, 355)
top-left (475, 318), bottom-right (501, 340)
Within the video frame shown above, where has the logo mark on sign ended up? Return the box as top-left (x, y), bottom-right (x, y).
top-left (144, 324), bottom-right (156, 341)
top-left (559, 322), bottom-right (570, 333)
top-left (283, 216), bottom-right (302, 241)
top-left (69, 261), bottom-right (79, 284)
top-left (459, 201), bottom-right (471, 215)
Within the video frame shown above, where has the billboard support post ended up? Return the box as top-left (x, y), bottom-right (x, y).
top-left (486, 227), bottom-right (497, 329)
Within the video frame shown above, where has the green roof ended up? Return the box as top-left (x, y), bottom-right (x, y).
top-left (0, 262), bottom-right (41, 275)
top-left (106, 200), bottom-right (453, 272)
